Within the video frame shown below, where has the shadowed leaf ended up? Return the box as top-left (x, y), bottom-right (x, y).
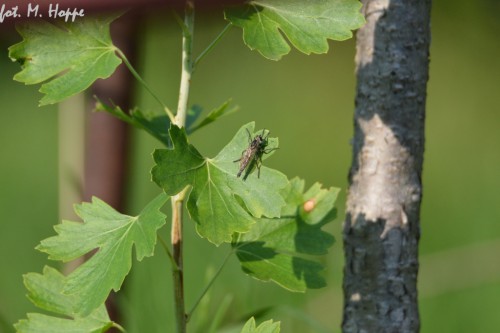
top-left (233, 178), bottom-right (338, 291)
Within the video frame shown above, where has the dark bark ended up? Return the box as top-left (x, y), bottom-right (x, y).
top-left (342, 1), bottom-right (431, 332)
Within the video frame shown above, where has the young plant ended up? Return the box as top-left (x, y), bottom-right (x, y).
top-left (9, 1), bottom-right (364, 332)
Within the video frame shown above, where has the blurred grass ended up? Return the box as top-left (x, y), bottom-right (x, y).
top-left (1, 2), bottom-right (499, 332)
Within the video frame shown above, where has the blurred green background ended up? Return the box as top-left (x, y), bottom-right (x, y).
top-left (1, 2), bottom-right (499, 332)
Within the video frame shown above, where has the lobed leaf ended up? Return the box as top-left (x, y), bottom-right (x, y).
top-left (14, 311), bottom-right (112, 333)
top-left (225, 0), bottom-right (365, 60)
top-left (14, 266), bottom-right (113, 333)
top-left (233, 177), bottom-right (338, 291)
top-left (9, 15), bottom-right (121, 105)
top-left (241, 317), bottom-right (280, 333)
top-left (152, 122), bottom-right (288, 245)
top-left (36, 193), bottom-right (168, 316)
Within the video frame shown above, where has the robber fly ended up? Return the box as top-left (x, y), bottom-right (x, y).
top-left (234, 128), bottom-right (278, 178)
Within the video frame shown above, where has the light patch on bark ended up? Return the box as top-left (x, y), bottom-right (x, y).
top-left (355, 0), bottom-right (390, 67)
top-left (346, 114), bottom-right (413, 237)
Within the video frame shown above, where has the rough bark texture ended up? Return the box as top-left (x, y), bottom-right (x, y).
top-left (342, 1), bottom-right (431, 332)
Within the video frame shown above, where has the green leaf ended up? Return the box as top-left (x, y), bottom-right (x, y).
top-left (241, 317), bottom-right (280, 333)
top-left (225, 0), bottom-right (365, 60)
top-left (36, 193), bottom-right (168, 316)
top-left (23, 266), bottom-right (75, 316)
top-left (96, 99), bottom-right (171, 146)
top-left (187, 99), bottom-right (239, 134)
top-left (152, 122), bottom-right (288, 245)
top-left (9, 15), bottom-right (122, 105)
top-left (233, 178), bottom-right (337, 291)
top-left (300, 182), bottom-right (340, 225)
top-left (14, 311), bottom-right (112, 333)
top-left (14, 266), bottom-right (113, 333)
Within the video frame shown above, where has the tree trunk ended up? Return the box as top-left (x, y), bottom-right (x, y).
top-left (342, 1), bottom-right (431, 332)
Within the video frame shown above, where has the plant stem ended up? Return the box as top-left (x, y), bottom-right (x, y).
top-left (158, 235), bottom-right (177, 269)
top-left (112, 322), bottom-right (126, 332)
top-left (171, 2), bottom-right (194, 333)
top-left (175, 1), bottom-right (194, 128)
top-left (116, 48), bottom-right (175, 122)
top-left (171, 190), bottom-right (187, 333)
top-left (193, 23), bottom-right (232, 70)
top-left (186, 249), bottom-right (233, 322)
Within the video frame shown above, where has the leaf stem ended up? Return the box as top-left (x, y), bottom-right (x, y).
top-left (186, 249), bottom-right (234, 322)
top-left (172, 9), bottom-right (190, 37)
top-left (116, 48), bottom-right (175, 122)
top-left (171, 2), bottom-right (195, 332)
top-left (112, 322), bottom-right (126, 332)
top-left (158, 235), bottom-right (178, 270)
top-left (193, 23), bottom-right (232, 70)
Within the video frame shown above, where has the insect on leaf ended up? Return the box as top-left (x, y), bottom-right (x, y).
top-left (36, 193), bottom-right (168, 317)
top-left (225, 0), bottom-right (365, 60)
top-left (152, 122), bottom-right (288, 246)
top-left (9, 15), bottom-right (122, 105)
top-left (14, 266), bottom-right (113, 332)
top-left (233, 177), bottom-right (338, 291)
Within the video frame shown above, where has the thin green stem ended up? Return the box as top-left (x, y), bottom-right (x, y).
top-left (115, 48), bottom-right (175, 122)
top-left (186, 249), bottom-right (234, 322)
top-left (193, 23), bottom-right (232, 70)
top-left (112, 322), bottom-right (126, 332)
top-left (207, 294), bottom-right (233, 333)
top-left (172, 9), bottom-right (189, 36)
top-left (158, 235), bottom-right (178, 270)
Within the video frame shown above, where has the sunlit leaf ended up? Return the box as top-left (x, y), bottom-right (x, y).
top-left (9, 15), bottom-right (121, 105)
top-left (225, 0), bottom-right (365, 60)
top-left (14, 266), bottom-right (113, 333)
top-left (36, 193), bottom-right (168, 316)
top-left (152, 122), bottom-right (288, 245)
top-left (241, 317), bottom-right (280, 333)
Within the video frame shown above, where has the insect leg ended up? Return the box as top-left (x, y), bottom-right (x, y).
top-left (233, 149), bottom-right (246, 162)
top-left (245, 128), bottom-right (252, 144)
top-left (263, 147), bottom-right (279, 154)
top-left (256, 155), bottom-right (263, 178)
top-left (262, 129), bottom-right (269, 140)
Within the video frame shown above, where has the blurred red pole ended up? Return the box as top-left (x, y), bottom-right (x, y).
top-left (83, 14), bottom-right (139, 329)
